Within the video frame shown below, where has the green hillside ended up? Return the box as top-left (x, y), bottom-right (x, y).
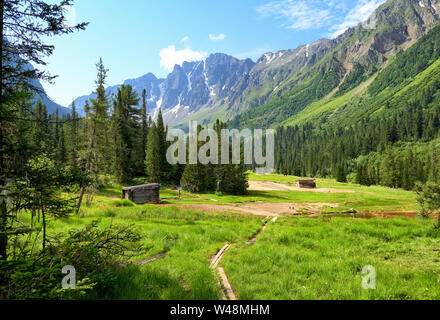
top-left (273, 23), bottom-right (440, 190)
top-left (229, 0), bottom-right (440, 130)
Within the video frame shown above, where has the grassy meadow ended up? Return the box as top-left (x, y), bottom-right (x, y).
top-left (16, 173), bottom-right (439, 300)
top-left (41, 202), bottom-right (263, 300)
top-left (222, 216), bottom-right (440, 300)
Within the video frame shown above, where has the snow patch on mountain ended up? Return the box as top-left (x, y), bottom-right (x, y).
top-left (186, 71), bottom-right (192, 92)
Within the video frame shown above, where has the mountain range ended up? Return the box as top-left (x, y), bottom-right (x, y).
top-left (31, 73), bottom-right (71, 116)
top-left (65, 0), bottom-right (440, 130)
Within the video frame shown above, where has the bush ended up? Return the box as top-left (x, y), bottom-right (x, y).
top-left (415, 182), bottom-right (440, 227)
top-left (104, 209), bottom-right (117, 217)
top-left (109, 199), bottom-right (135, 207)
top-left (0, 222), bottom-right (143, 300)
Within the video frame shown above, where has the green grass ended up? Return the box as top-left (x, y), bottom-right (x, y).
top-left (17, 173), bottom-right (432, 300)
top-left (93, 173), bottom-right (417, 214)
top-left (245, 172), bottom-right (417, 212)
top-left (28, 200), bottom-right (262, 300)
top-left (108, 199), bottom-right (135, 207)
top-left (222, 216), bottom-right (440, 300)
top-left (281, 85), bottom-right (358, 127)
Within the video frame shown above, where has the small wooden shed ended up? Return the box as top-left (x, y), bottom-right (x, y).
top-left (295, 179), bottom-right (316, 189)
top-left (122, 184), bottom-right (161, 204)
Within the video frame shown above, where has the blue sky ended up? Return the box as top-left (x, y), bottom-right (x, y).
top-left (42, 0), bottom-right (386, 107)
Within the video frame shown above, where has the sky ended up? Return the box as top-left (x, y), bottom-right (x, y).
top-left (41, 0), bottom-right (387, 107)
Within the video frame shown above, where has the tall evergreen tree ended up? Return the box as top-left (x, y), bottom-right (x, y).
top-left (380, 147), bottom-right (397, 187)
top-left (141, 89), bottom-right (149, 171)
top-left (57, 125), bottom-right (66, 166)
top-left (145, 123), bottom-right (161, 183)
top-left (69, 101), bottom-right (79, 168)
top-left (156, 109), bottom-right (170, 182)
top-left (77, 59), bottom-right (110, 213)
top-left (89, 58), bottom-right (111, 174)
top-left (32, 99), bottom-right (51, 155)
top-left (0, 0), bottom-right (87, 261)
top-left (112, 85), bottom-right (139, 184)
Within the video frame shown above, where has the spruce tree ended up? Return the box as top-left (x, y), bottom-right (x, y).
top-left (69, 101), bottom-right (79, 168)
top-left (57, 126), bottom-right (66, 166)
top-left (180, 163), bottom-right (208, 193)
top-left (0, 0), bottom-right (88, 260)
top-left (141, 89), bottom-right (149, 173)
top-left (380, 147), bottom-right (397, 187)
top-left (336, 161), bottom-right (347, 183)
top-left (180, 124), bottom-right (208, 192)
top-left (89, 58), bottom-right (111, 174)
top-left (111, 85), bottom-right (139, 184)
top-left (145, 123), bottom-right (161, 183)
top-left (156, 109), bottom-right (170, 182)
top-left (32, 99), bottom-right (51, 155)
top-left (77, 59), bottom-right (111, 213)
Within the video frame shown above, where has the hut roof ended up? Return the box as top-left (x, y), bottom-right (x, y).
top-left (122, 184), bottom-right (161, 191)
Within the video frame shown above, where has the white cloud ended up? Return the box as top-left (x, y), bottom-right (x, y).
top-left (180, 36), bottom-right (190, 43)
top-left (159, 45), bottom-right (207, 72)
top-left (209, 33), bottom-right (227, 41)
top-left (257, 0), bottom-right (336, 30)
top-left (257, 0), bottom-right (385, 36)
top-left (329, 0), bottom-right (386, 38)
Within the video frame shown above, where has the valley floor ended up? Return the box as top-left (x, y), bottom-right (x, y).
top-left (36, 174), bottom-right (440, 300)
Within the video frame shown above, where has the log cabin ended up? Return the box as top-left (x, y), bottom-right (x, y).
top-left (122, 184), bottom-right (161, 204)
top-left (295, 179), bottom-right (316, 189)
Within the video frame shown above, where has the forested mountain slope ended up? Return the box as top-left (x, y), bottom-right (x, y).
top-left (229, 0), bottom-right (440, 129)
top-left (67, 0), bottom-right (440, 130)
top-left (274, 22), bottom-right (440, 189)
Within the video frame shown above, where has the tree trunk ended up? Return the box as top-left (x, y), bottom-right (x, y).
top-left (0, 0), bottom-right (7, 261)
top-left (41, 204), bottom-right (46, 250)
top-left (76, 126), bottom-right (96, 214)
top-left (0, 201), bottom-right (7, 260)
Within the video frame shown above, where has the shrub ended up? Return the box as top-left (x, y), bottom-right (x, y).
top-left (104, 209), bottom-right (117, 217)
top-left (415, 182), bottom-right (440, 227)
top-left (0, 222), bottom-right (143, 300)
top-left (109, 199), bottom-right (135, 207)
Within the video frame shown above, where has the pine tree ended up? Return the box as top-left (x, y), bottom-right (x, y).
top-left (89, 58), bottom-right (111, 173)
top-left (336, 161), bottom-right (347, 183)
top-left (145, 123), bottom-right (161, 183)
top-left (53, 109), bottom-right (60, 152)
top-left (69, 101), bottom-right (79, 168)
top-left (380, 147), bottom-right (397, 187)
top-left (32, 99), bottom-right (51, 155)
top-left (156, 109), bottom-right (170, 182)
top-left (0, 0), bottom-right (88, 260)
top-left (111, 85), bottom-right (139, 184)
top-left (180, 124), bottom-right (209, 192)
top-left (180, 163), bottom-right (209, 193)
top-left (141, 89), bottom-right (149, 173)
top-left (77, 59), bottom-right (111, 213)
top-left (57, 126), bottom-right (66, 166)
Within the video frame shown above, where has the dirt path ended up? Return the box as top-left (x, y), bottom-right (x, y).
top-left (210, 244), bottom-right (234, 300)
top-left (211, 219), bottom-right (273, 300)
top-left (159, 203), bottom-right (280, 217)
top-left (161, 202), bottom-right (340, 217)
top-left (117, 251), bottom-right (168, 269)
top-left (248, 180), bottom-right (354, 193)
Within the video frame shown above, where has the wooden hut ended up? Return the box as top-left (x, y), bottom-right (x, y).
top-left (122, 184), bottom-right (161, 204)
top-left (295, 179), bottom-right (316, 189)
